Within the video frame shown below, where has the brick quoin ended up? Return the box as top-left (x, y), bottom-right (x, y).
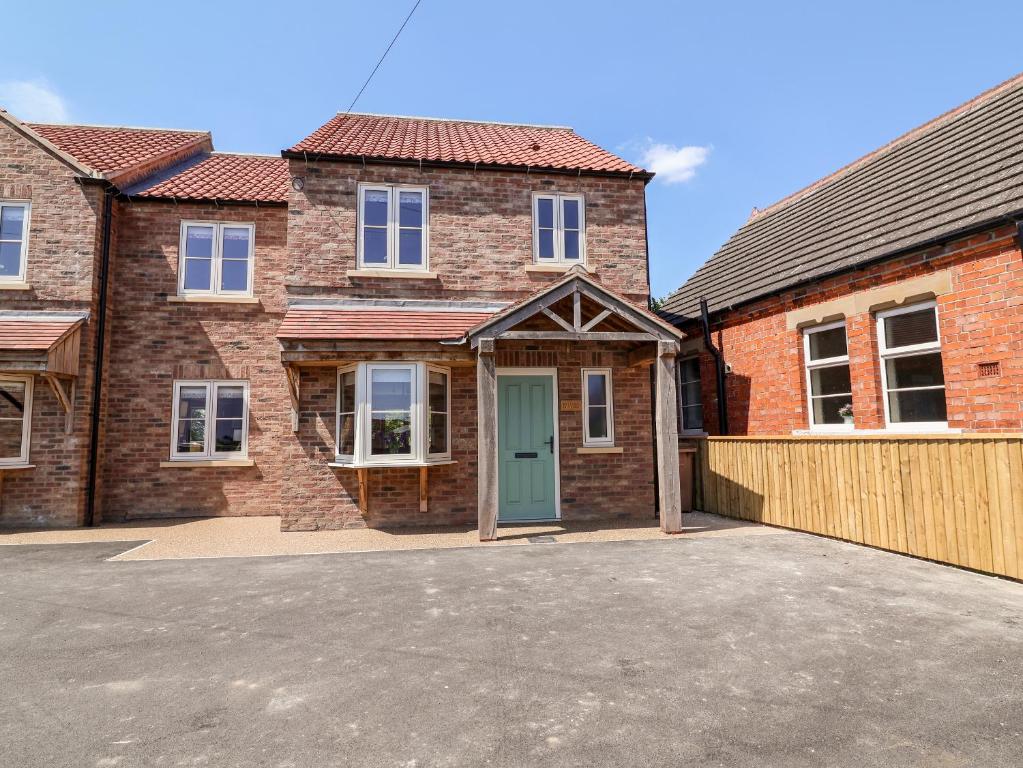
top-left (685, 225), bottom-right (1023, 435)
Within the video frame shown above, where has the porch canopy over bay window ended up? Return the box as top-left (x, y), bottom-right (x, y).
top-left (0, 312), bottom-right (88, 466)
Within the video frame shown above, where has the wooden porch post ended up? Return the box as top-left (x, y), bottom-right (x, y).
top-left (655, 340), bottom-right (683, 533)
top-left (477, 338), bottom-right (499, 541)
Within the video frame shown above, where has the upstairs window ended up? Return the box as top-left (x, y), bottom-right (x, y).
top-left (178, 222), bottom-right (254, 297)
top-left (877, 302), bottom-right (947, 428)
top-left (803, 321), bottom-right (853, 430)
top-left (533, 193), bottom-right (585, 264)
top-left (0, 375), bottom-right (32, 466)
top-left (171, 380), bottom-right (249, 460)
top-left (335, 363), bottom-right (450, 466)
top-left (678, 357), bottom-right (704, 432)
top-left (357, 184), bottom-right (428, 270)
top-left (0, 201), bottom-right (30, 283)
top-left (582, 368), bottom-right (614, 446)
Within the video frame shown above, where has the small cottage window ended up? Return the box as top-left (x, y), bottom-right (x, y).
top-left (0, 201), bottom-right (30, 283)
top-left (178, 221), bottom-right (254, 297)
top-left (0, 375), bottom-right (32, 466)
top-left (678, 356), bottom-right (704, 432)
top-left (335, 363), bottom-right (451, 466)
top-left (803, 321), bottom-right (853, 430)
top-left (533, 193), bottom-right (585, 264)
top-left (357, 184), bottom-right (428, 270)
top-left (582, 368), bottom-right (614, 446)
top-left (877, 302), bottom-right (947, 428)
top-left (170, 381), bottom-right (249, 460)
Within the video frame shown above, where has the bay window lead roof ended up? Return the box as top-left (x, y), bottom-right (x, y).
top-left (662, 72), bottom-right (1023, 322)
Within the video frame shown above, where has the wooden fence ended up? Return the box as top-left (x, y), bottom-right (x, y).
top-left (694, 435), bottom-right (1023, 580)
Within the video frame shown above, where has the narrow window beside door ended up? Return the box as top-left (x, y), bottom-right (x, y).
top-left (678, 356), bottom-right (704, 432)
top-left (582, 368), bottom-right (614, 446)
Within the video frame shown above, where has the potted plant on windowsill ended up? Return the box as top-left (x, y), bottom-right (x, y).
top-left (838, 403), bottom-right (854, 426)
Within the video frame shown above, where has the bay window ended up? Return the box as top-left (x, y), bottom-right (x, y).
top-left (335, 363), bottom-right (451, 465)
top-left (877, 302), bottom-right (947, 428)
top-left (0, 201), bottom-right (30, 283)
top-left (170, 380), bottom-right (250, 460)
top-left (803, 321), bottom-right (853, 430)
top-left (533, 193), bottom-right (585, 264)
top-left (582, 368), bottom-right (614, 447)
top-left (357, 184), bottom-right (428, 270)
top-left (0, 375), bottom-right (32, 466)
top-left (178, 221), bottom-right (254, 297)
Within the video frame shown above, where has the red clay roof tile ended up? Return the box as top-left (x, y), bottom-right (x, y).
top-left (127, 153), bottom-right (290, 203)
top-left (286, 113), bottom-right (648, 176)
top-left (28, 123), bottom-right (209, 176)
top-left (0, 317), bottom-right (84, 351)
top-left (277, 308), bottom-right (494, 341)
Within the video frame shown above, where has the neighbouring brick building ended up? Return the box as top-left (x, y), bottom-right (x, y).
top-left (661, 74), bottom-right (1023, 437)
top-left (0, 108), bottom-right (687, 537)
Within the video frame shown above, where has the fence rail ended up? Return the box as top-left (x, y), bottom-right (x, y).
top-left (694, 435), bottom-right (1023, 579)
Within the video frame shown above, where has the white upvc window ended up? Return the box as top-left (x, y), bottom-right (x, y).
top-left (178, 221), bottom-right (255, 297)
top-left (0, 201), bottom-right (30, 283)
top-left (335, 362), bottom-right (451, 466)
top-left (170, 380), bottom-right (250, 460)
top-left (582, 368), bottom-right (614, 447)
top-left (678, 356), bottom-right (705, 432)
top-left (877, 301), bottom-right (948, 429)
top-left (803, 320), bottom-right (854, 431)
top-left (0, 375), bottom-right (32, 466)
top-left (533, 193), bottom-right (585, 264)
top-left (357, 184), bottom-right (428, 270)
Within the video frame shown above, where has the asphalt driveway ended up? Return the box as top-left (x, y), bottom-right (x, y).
top-left (1, 533), bottom-right (1021, 767)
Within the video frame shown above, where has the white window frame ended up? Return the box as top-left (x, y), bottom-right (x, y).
top-left (803, 320), bottom-right (854, 432)
top-left (678, 356), bottom-right (705, 433)
top-left (356, 184), bottom-right (429, 271)
top-left (581, 367), bottom-right (614, 447)
top-left (335, 362), bottom-right (452, 466)
top-left (876, 301), bottom-right (948, 431)
top-left (169, 380), bottom-right (250, 461)
top-left (0, 200), bottom-right (31, 284)
top-left (177, 221), bottom-right (255, 297)
top-left (0, 374), bottom-right (33, 466)
top-left (532, 192), bottom-right (586, 265)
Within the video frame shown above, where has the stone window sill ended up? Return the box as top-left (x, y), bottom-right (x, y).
top-left (159, 459), bottom-right (255, 468)
top-left (0, 463), bottom-right (35, 471)
top-left (346, 269), bottom-right (438, 280)
top-left (167, 295), bottom-right (261, 305)
top-left (525, 263), bottom-right (592, 274)
top-left (577, 446), bottom-right (622, 454)
top-left (0, 282), bottom-right (31, 291)
top-left (328, 459), bottom-right (458, 469)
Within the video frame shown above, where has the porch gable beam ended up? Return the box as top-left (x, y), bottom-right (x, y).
top-left (541, 307), bottom-right (576, 333)
top-left (496, 330), bottom-right (656, 342)
top-left (580, 308), bottom-right (612, 332)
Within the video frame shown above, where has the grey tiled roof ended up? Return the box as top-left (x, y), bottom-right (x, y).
top-left (662, 73), bottom-right (1023, 322)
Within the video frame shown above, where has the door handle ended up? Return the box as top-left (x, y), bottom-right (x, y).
top-left (543, 435), bottom-right (554, 454)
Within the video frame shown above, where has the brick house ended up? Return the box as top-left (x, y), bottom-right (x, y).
top-left (0, 109), bottom-right (687, 537)
top-left (661, 74), bottom-right (1023, 437)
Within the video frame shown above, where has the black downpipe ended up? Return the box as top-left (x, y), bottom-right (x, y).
top-left (85, 188), bottom-right (114, 527)
top-left (700, 297), bottom-right (728, 436)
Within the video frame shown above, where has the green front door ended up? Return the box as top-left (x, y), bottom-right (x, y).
top-left (498, 375), bottom-right (558, 521)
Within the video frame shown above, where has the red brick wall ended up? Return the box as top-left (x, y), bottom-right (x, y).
top-left (687, 225), bottom-right (1023, 435)
top-left (286, 160), bottom-right (651, 305)
top-left (99, 200), bottom-right (292, 520)
top-left (0, 121), bottom-right (105, 527)
top-left (280, 341), bottom-right (655, 530)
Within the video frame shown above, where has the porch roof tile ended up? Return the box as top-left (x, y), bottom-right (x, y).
top-left (277, 308), bottom-right (494, 341)
top-left (0, 316), bottom-right (85, 351)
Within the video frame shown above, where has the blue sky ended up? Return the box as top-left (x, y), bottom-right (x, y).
top-left (3, 1), bottom-right (1022, 298)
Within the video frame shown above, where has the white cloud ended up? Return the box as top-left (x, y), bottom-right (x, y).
top-left (0, 79), bottom-right (70, 123)
top-left (639, 141), bottom-right (710, 184)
